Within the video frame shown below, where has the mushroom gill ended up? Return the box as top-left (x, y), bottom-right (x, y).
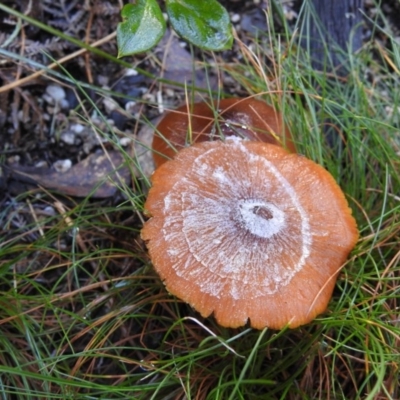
top-left (141, 138), bottom-right (358, 329)
top-left (152, 97), bottom-right (296, 167)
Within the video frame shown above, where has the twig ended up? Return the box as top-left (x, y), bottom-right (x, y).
top-left (0, 32), bottom-right (116, 93)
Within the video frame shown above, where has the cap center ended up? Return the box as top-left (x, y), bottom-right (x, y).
top-left (238, 199), bottom-right (286, 239)
top-left (252, 205), bottom-right (273, 220)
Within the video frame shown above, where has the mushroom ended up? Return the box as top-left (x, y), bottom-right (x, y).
top-left (141, 138), bottom-right (358, 330)
top-left (152, 97), bottom-right (296, 167)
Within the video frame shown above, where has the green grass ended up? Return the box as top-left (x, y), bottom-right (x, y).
top-left (1, 2), bottom-right (400, 399)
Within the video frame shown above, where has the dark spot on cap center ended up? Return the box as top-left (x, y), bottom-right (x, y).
top-left (252, 206), bottom-right (273, 220)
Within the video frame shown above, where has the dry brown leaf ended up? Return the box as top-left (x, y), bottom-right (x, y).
top-left (5, 151), bottom-right (131, 198)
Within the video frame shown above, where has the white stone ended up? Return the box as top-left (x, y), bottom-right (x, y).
top-left (34, 160), bottom-right (48, 168)
top-left (46, 84), bottom-right (66, 103)
top-left (71, 123), bottom-right (85, 134)
top-left (124, 68), bottom-right (138, 76)
top-left (103, 97), bottom-right (118, 113)
top-left (59, 99), bottom-right (70, 110)
top-left (125, 100), bottom-right (137, 112)
top-left (43, 206), bottom-right (56, 216)
top-left (53, 159), bottom-right (72, 173)
top-left (7, 155), bottom-right (20, 164)
top-left (119, 137), bottom-right (132, 146)
top-left (60, 131), bottom-right (76, 145)
top-left (231, 13), bottom-right (240, 23)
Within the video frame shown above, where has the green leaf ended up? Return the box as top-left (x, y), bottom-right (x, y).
top-left (117, 0), bottom-right (166, 57)
top-left (166, 0), bottom-right (233, 51)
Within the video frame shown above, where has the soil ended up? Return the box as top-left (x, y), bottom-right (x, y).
top-left (0, 1), bottom-right (398, 193)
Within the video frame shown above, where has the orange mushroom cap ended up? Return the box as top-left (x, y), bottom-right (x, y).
top-left (152, 97), bottom-right (296, 167)
top-left (141, 138), bottom-right (358, 329)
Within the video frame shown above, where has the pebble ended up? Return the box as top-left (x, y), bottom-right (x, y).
top-left (43, 206), bottom-right (56, 216)
top-left (119, 137), bottom-right (132, 146)
top-left (97, 75), bottom-right (109, 86)
top-left (231, 13), bottom-right (241, 23)
top-left (34, 160), bottom-right (48, 168)
top-left (59, 99), bottom-right (70, 109)
top-left (103, 97), bottom-right (118, 113)
top-left (124, 68), bottom-right (138, 76)
top-left (46, 84), bottom-right (66, 103)
top-left (7, 155), bottom-right (20, 164)
top-left (142, 93), bottom-right (155, 104)
top-left (125, 100), bottom-right (137, 113)
top-left (165, 88), bottom-right (175, 97)
top-left (83, 142), bottom-right (95, 155)
top-left (60, 131), bottom-right (76, 145)
top-left (71, 123), bottom-right (85, 134)
top-left (18, 109), bottom-right (30, 123)
top-left (53, 159), bottom-right (72, 173)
